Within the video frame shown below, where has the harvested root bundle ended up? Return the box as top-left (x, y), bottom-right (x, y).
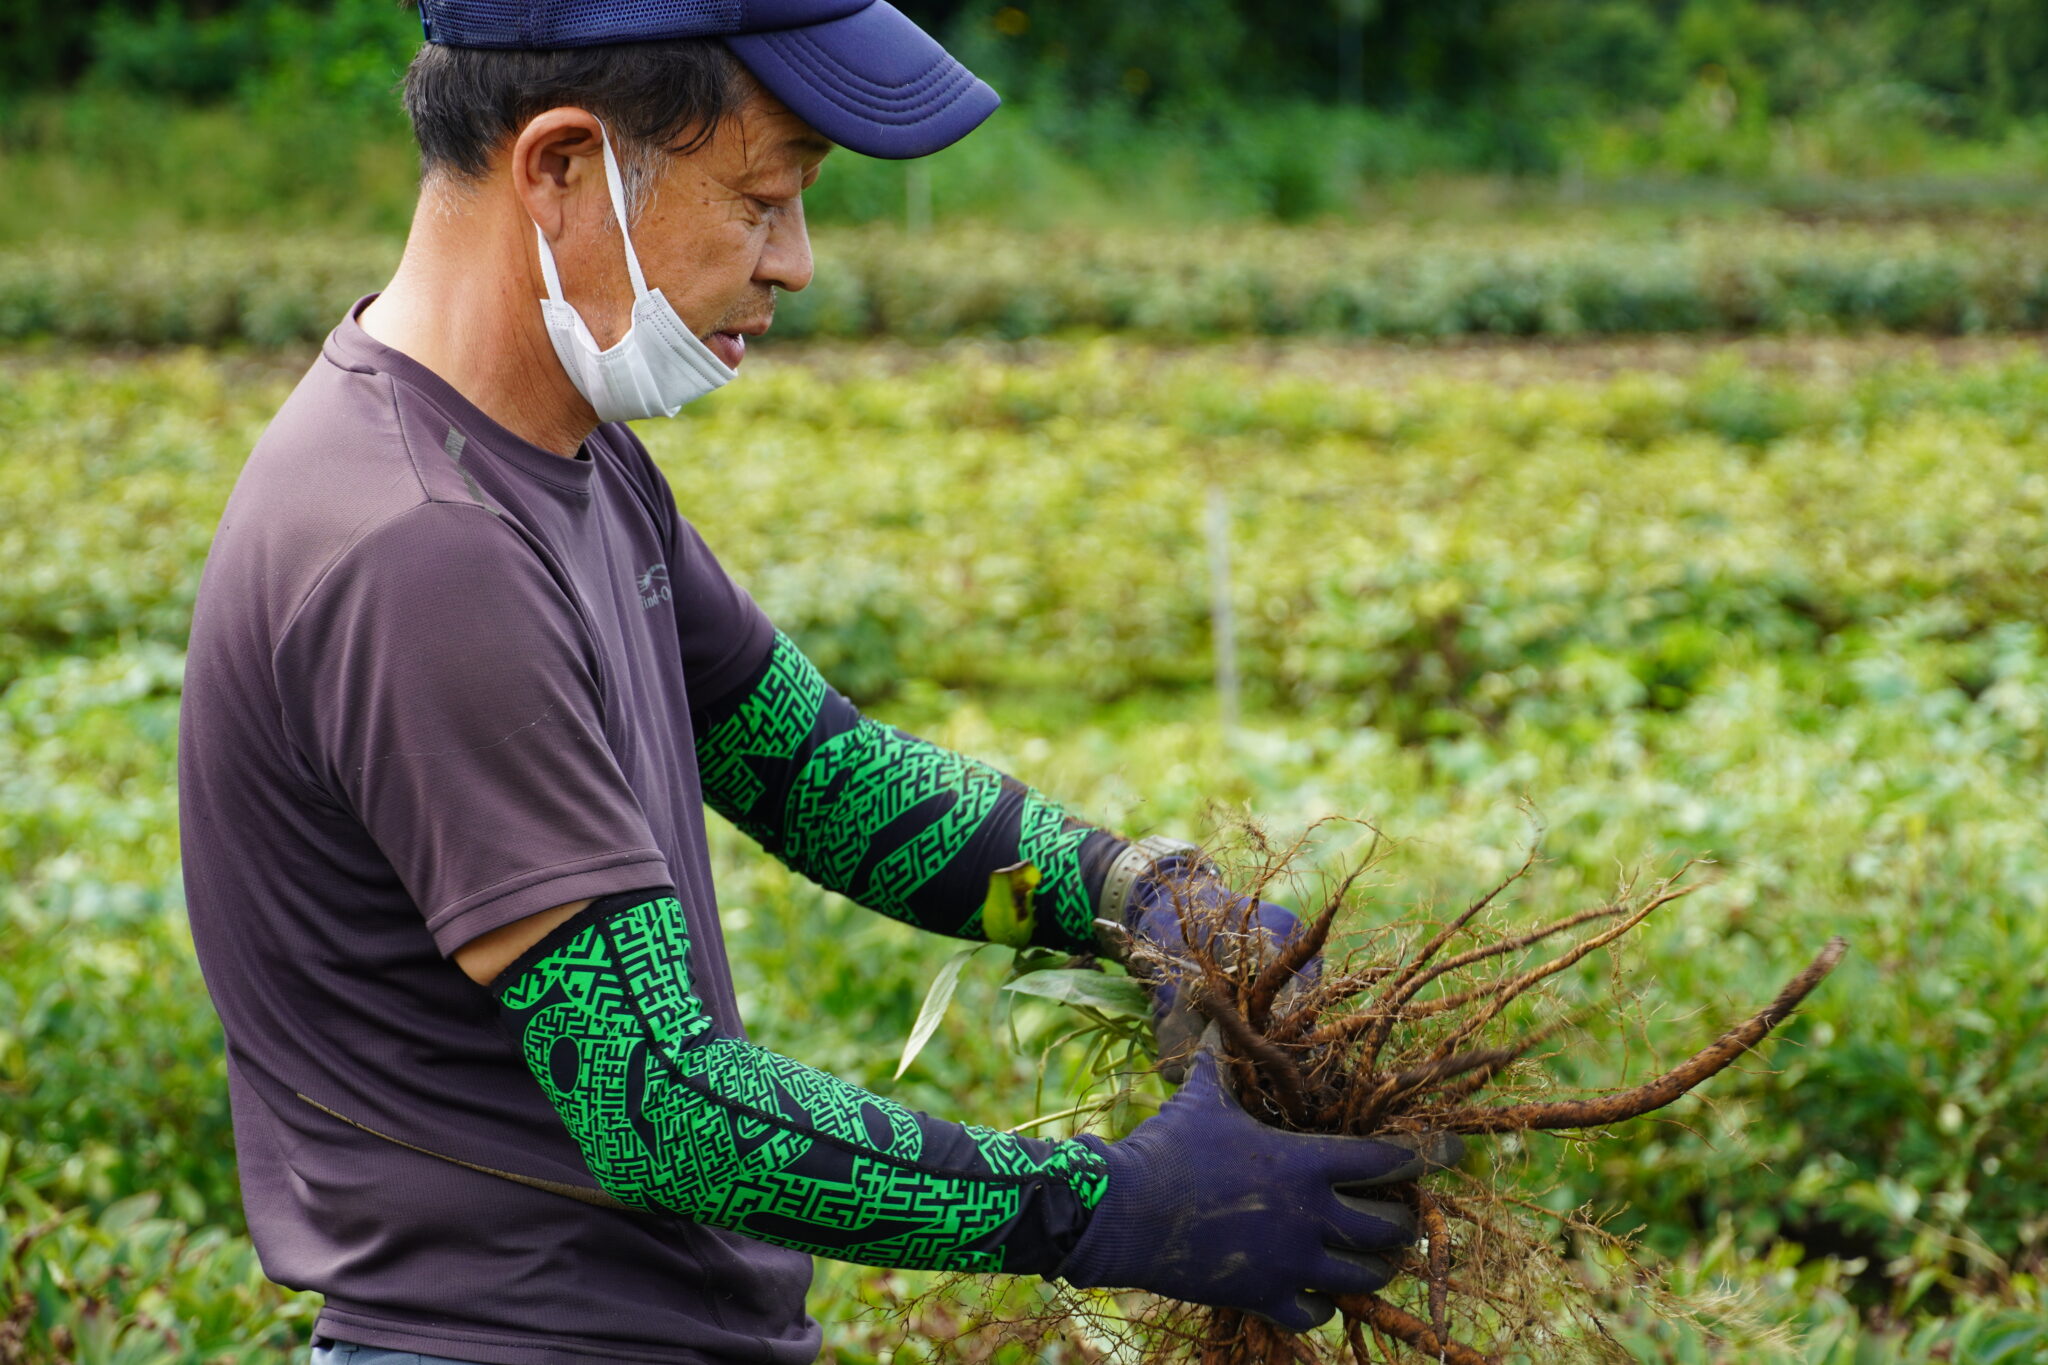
top-left (893, 822), bottom-right (1846, 1365)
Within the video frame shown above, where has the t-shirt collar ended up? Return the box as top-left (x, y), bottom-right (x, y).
top-left (324, 293), bottom-right (603, 495)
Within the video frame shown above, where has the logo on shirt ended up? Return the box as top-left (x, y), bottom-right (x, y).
top-left (637, 564), bottom-right (672, 610)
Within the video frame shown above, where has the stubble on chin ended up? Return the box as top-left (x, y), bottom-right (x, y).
top-left (704, 285), bottom-right (778, 339)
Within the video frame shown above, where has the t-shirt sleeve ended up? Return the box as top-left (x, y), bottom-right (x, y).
top-left (671, 511), bottom-right (775, 708)
top-left (615, 427), bottom-right (775, 711)
top-left (273, 500), bottom-right (671, 956)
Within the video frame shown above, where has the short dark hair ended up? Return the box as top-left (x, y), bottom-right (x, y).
top-left (398, 28), bottom-right (749, 198)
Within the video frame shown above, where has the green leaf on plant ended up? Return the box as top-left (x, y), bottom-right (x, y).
top-left (982, 861), bottom-right (1041, 948)
top-left (1001, 968), bottom-right (1153, 1020)
top-left (98, 1190), bottom-right (162, 1234)
top-left (895, 944), bottom-right (986, 1081)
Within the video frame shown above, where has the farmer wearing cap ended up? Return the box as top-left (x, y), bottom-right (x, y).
top-left (177, 4), bottom-right (1454, 1361)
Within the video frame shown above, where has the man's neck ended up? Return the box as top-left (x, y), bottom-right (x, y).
top-left (360, 185), bottom-right (598, 459)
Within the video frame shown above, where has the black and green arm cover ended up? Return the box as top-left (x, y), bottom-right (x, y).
top-left (692, 632), bottom-right (1128, 956)
top-left (493, 887), bottom-right (1109, 1274)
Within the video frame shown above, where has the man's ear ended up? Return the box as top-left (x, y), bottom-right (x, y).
top-left (510, 108), bottom-right (608, 242)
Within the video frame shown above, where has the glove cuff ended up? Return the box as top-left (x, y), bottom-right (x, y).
top-left (1051, 1132), bottom-right (1190, 1289)
top-left (1092, 835), bottom-right (1205, 955)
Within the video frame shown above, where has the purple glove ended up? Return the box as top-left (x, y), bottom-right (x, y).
top-left (1055, 1040), bottom-right (1462, 1331)
top-left (1125, 858), bottom-right (1323, 1082)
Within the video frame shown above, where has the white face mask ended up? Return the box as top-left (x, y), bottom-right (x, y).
top-left (533, 122), bottom-right (737, 423)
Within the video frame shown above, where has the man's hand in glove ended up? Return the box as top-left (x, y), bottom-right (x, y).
top-left (1111, 842), bottom-right (1323, 1084)
top-left (1056, 1030), bottom-right (1464, 1331)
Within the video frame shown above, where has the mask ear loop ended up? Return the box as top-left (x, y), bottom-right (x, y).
top-left (592, 120), bottom-right (651, 300)
top-left (532, 116), bottom-right (649, 305)
top-left (535, 222), bottom-right (569, 305)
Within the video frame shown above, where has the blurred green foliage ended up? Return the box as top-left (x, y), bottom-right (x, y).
top-left (0, 1175), bottom-right (320, 1362)
top-left (932, 0), bottom-right (2048, 135)
top-left (5, 218), bottom-right (2047, 344)
top-left (3, 340), bottom-right (2046, 1355)
top-left (2, 0), bottom-right (2046, 242)
top-left (10, 0), bottom-right (2048, 136)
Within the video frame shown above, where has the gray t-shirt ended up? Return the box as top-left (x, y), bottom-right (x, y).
top-left (178, 295), bottom-right (817, 1364)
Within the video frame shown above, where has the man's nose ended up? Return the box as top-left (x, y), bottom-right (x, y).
top-left (760, 201), bottom-right (814, 294)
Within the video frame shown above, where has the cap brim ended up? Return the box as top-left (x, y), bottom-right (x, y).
top-left (726, 0), bottom-right (999, 160)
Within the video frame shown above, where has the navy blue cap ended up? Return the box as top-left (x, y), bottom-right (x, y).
top-left (416, 0), bottom-right (999, 159)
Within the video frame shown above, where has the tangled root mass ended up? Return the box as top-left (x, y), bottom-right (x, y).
top-left (903, 821), bottom-right (1844, 1365)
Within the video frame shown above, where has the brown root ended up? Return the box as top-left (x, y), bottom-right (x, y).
top-left (1334, 1293), bottom-right (1499, 1365)
top-left (1424, 936), bottom-right (1847, 1134)
top-left (1188, 981), bottom-right (1314, 1128)
top-left (1362, 877), bottom-right (1698, 1072)
top-left (1164, 835), bottom-right (1842, 1364)
top-left (1419, 1189), bottom-right (1451, 1349)
top-left (1245, 893), bottom-right (1345, 1032)
top-left (888, 821), bottom-right (1846, 1365)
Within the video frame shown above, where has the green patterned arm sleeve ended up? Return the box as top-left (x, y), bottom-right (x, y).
top-left (494, 888), bottom-right (1109, 1274)
top-left (691, 633), bottom-right (1128, 956)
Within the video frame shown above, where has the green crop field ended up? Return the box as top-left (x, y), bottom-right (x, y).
top-left (4, 336), bottom-right (2047, 1362)
top-left (6, 218), bottom-right (2048, 347)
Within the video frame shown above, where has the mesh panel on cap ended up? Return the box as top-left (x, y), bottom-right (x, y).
top-left (736, 0), bottom-right (871, 29)
top-left (422, 0), bottom-right (526, 46)
top-left (532, 0), bottom-right (741, 44)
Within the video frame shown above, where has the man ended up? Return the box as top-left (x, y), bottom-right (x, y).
top-left (177, 3), bottom-right (1455, 1362)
